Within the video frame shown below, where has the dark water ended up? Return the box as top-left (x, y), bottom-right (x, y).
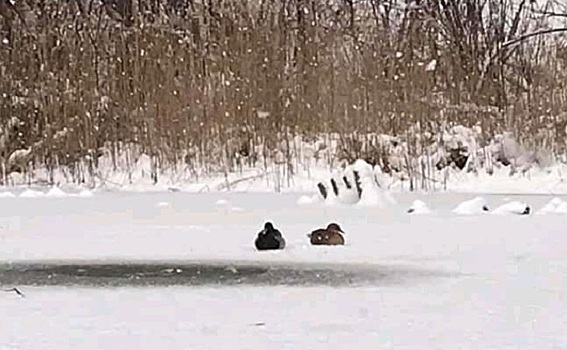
top-left (0, 260), bottom-right (451, 288)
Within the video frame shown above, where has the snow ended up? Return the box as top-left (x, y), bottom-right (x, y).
top-left (1, 192), bottom-right (567, 349)
top-left (352, 160), bottom-right (393, 208)
top-left (0, 216), bottom-right (20, 231)
top-left (425, 59), bottom-right (437, 72)
top-left (19, 189), bottom-right (45, 198)
top-left (46, 187), bottom-right (68, 198)
top-left (4, 131), bottom-right (567, 196)
top-left (537, 197), bottom-right (567, 214)
top-left (213, 198), bottom-right (246, 213)
top-left (451, 196), bottom-right (489, 215)
top-left (76, 189), bottom-right (94, 198)
top-left (407, 200), bottom-right (432, 214)
top-left (0, 280), bottom-right (565, 350)
top-left (0, 192), bottom-right (15, 198)
top-left (491, 200), bottom-right (531, 215)
top-left (296, 194), bottom-right (320, 206)
top-left (215, 199), bottom-right (230, 206)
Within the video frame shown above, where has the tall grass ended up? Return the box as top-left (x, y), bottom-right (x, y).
top-left (0, 0), bottom-right (566, 189)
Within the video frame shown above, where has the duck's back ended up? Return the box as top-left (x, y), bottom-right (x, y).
top-left (310, 229), bottom-right (345, 245)
top-left (255, 230), bottom-right (285, 250)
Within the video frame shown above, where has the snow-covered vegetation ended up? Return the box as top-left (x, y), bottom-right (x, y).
top-left (1, 126), bottom-right (567, 195)
top-left (1, 1), bottom-right (567, 194)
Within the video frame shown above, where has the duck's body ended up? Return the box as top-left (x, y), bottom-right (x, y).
top-left (308, 223), bottom-right (345, 246)
top-left (255, 222), bottom-right (286, 251)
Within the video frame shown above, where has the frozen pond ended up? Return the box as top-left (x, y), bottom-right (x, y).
top-left (1, 190), bottom-right (567, 349)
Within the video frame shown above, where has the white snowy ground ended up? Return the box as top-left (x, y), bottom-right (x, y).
top-left (1, 191), bottom-right (567, 349)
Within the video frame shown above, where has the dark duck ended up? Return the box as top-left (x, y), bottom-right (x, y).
top-left (255, 222), bottom-right (286, 251)
top-left (308, 223), bottom-right (345, 246)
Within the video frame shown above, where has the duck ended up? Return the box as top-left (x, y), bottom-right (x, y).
top-left (308, 223), bottom-right (345, 246)
top-left (255, 222), bottom-right (286, 251)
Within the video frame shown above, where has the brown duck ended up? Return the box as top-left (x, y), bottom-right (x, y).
top-left (308, 223), bottom-right (345, 246)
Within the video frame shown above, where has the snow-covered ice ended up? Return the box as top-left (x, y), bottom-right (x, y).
top-left (1, 191), bottom-right (567, 349)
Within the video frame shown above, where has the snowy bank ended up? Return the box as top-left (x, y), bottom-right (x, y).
top-left (2, 127), bottom-right (567, 195)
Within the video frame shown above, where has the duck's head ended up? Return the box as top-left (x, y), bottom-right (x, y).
top-left (327, 223), bottom-right (344, 233)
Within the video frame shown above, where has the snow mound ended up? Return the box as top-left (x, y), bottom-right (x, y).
top-left (297, 195), bottom-right (319, 206)
top-left (556, 202), bottom-right (567, 214)
top-left (156, 201), bottom-right (170, 208)
top-left (215, 199), bottom-right (230, 207)
top-left (19, 189), bottom-right (45, 198)
top-left (537, 198), bottom-right (567, 214)
top-left (46, 187), bottom-right (68, 198)
top-left (407, 200), bottom-right (432, 214)
top-left (492, 201), bottom-right (531, 215)
top-left (77, 189), bottom-right (94, 198)
top-left (0, 191), bottom-right (15, 198)
top-left (353, 160), bottom-right (396, 208)
top-left (336, 186), bottom-right (360, 205)
top-left (354, 161), bottom-right (385, 207)
top-left (452, 196), bottom-right (489, 215)
top-left (323, 193), bottom-right (341, 207)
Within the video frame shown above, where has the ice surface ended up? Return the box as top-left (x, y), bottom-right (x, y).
top-left (1, 192), bottom-right (567, 349)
